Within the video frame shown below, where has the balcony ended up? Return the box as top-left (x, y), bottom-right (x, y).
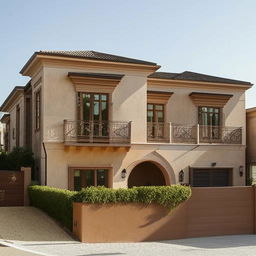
top-left (64, 120), bottom-right (131, 146)
top-left (147, 123), bottom-right (242, 145)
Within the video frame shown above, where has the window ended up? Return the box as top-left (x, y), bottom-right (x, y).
top-left (69, 168), bottom-right (110, 191)
top-left (16, 105), bottom-right (20, 147)
top-left (198, 107), bottom-right (221, 140)
top-left (35, 91), bottom-right (41, 131)
top-left (147, 103), bottom-right (165, 140)
top-left (77, 93), bottom-right (109, 139)
top-left (147, 103), bottom-right (164, 123)
top-left (198, 107), bottom-right (221, 126)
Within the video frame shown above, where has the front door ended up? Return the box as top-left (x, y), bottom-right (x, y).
top-left (78, 93), bottom-right (109, 142)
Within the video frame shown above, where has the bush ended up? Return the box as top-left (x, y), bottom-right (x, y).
top-left (0, 147), bottom-right (34, 171)
top-left (73, 185), bottom-right (191, 210)
top-left (28, 185), bottom-right (77, 230)
top-left (29, 185), bottom-right (191, 231)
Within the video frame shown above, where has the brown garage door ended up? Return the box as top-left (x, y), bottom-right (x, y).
top-left (190, 168), bottom-right (232, 187)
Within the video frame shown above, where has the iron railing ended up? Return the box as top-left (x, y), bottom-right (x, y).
top-left (147, 122), bottom-right (170, 142)
top-left (172, 124), bottom-right (197, 144)
top-left (64, 120), bottom-right (131, 144)
top-left (199, 125), bottom-right (242, 144)
top-left (147, 123), bottom-right (242, 144)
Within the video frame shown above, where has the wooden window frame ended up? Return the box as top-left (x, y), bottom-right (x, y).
top-left (198, 106), bottom-right (222, 126)
top-left (35, 90), bottom-right (41, 132)
top-left (68, 167), bottom-right (113, 191)
top-left (147, 103), bottom-right (165, 123)
top-left (77, 92), bottom-right (109, 122)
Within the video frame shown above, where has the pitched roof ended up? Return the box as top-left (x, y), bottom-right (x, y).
top-left (20, 50), bottom-right (158, 74)
top-left (148, 71), bottom-right (252, 86)
top-left (0, 86), bottom-right (24, 112)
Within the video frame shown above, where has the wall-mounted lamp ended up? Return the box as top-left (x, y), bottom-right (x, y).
top-left (179, 170), bottom-right (184, 183)
top-left (121, 169), bottom-right (127, 179)
top-left (239, 166), bottom-right (244, 177)
top-left (211, 162), bottom-right (217, 167)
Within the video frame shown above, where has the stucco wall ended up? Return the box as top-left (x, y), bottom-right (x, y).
top-left (30, 62), bottom-right (247, 187)
top-left (42, 65), bottom-right (149, 143)
top-left (7, 95), bottom-right (25, 150)
top-left (45, 143), bottom-right (245, 189)
top-left (148, 85), bottom-right (246, 144)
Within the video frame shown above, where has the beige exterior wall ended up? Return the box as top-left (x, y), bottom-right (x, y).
top-left (7, 94), bottom-right (25, 150)
top-left (45, 143), bottom-right (245, 189)
top-left (17, 58), bottom-right (248, 188)
top-left (30, 68), bottom-right (43, 182)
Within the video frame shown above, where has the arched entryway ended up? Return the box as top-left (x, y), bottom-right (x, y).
top-left (128, 161), bottom-right (167, 188)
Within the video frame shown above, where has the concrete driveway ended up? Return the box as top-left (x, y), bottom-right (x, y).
top-left (3, 235), bottom-right (256, 256)
top-left (0, 207), bottom-right (73, 242)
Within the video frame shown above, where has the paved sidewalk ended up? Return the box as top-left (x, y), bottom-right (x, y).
top-left (6, 234), bottom-right (256, 256)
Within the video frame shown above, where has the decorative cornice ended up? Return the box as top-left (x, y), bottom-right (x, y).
top-left (68, 72), bottom-right (123, 93)
top-left (147, 90), bottom-right (173, 104)
top-left (189, 92), bottom-right (233, 107)
top-left (147, 77), bottom-right (252, 91)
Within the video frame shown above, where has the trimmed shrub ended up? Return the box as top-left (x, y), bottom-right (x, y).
top-left (29, 185), bottom-right (191, 231)
top-left (28, 185), bottom-right (77, 230)
top-left (73, 185), bottom-right (191, 210)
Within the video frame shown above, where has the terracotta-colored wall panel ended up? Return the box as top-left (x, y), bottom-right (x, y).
top-left (73, 187), bottom-right (255, 243)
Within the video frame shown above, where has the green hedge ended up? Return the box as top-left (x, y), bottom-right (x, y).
top-left (28, 185), bottom-right (77, 230)
top-left (28, 185), bottom-right (191, 231)
top-left (73, 185), bottom-right (191, 210)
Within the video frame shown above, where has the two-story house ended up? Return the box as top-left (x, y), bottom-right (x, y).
top-left (0, 51), bottom-right (252, 189)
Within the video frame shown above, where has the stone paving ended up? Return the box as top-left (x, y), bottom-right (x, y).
top-left (4, 235), bottom-right (256, 256)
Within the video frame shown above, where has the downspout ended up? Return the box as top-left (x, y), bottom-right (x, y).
top-left (42, 142), bottom-right (47, 186)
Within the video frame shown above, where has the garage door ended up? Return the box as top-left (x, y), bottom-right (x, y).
top-left (190, 168), bottom-right (232, 187)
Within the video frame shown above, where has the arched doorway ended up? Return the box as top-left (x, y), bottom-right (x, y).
top-left (128, 161), bottom-right (167, 188)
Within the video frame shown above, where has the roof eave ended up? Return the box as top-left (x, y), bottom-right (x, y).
top-left (147, 77), bottom-right (253, 89)
top-left (0, 87), bottom-right (24, 112)
top-left (20, 52), bottom-right (160, 76)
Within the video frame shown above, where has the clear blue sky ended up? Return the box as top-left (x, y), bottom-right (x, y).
top-left (0, 0), bottom-right (255, 108)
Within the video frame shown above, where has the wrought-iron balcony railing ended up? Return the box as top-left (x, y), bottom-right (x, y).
top-left (147, 122), bottom-right (170, 142)
top-left (171, 124), bottom-right (197, 144)
top-left (199, 125), bottom-right (242, 144)
top-left (64, 120), bottom-right (131, 144)
top-left (147, 122), bottom-right (242, 145)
